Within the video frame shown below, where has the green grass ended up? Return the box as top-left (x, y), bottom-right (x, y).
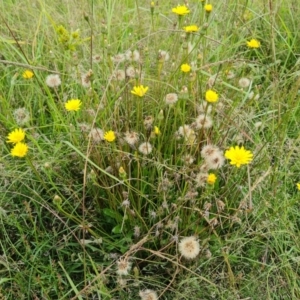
top-left (0, 0), bottom-right (300, 299)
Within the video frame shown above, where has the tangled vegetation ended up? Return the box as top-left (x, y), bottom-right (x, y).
top-left (1, 0), bottom-right (300, 299)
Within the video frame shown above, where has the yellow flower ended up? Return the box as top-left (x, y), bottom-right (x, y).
top-left (225, 146), bottom-right (253, 168)
top-left (153, 126), bottom-right (161, 135)
top-left (207, 173), bottom-right (217, 185)
top-left (65, 99), bottom-right (82, 111)
top-left (22, 70), bottom-right (34, 79)
top-left (131, 85), bottom-right (149, 97)
top-left (297, 183), bottom-right (300, 190)
top-left (172, 5), bottom-right (190, 16)
top-left (104, 130), bottom-right (116, 142)
top-left (7, 128), bottom-right (26, 144)
top-left (181, 63), bottom-right (191, 73)
top-left (246, 39), bottom-right (260, 48)
top-left (205, 90), bottom-right (219, 103)
top-left (11, 142), bottom-right (28, 158)
top-left (183, 25), bottom-right (199, 33)
top-left (204, 4), bottom-right (213, 12)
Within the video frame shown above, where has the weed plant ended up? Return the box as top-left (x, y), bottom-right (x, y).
top-left (0, 0), bottom-right (300, 299)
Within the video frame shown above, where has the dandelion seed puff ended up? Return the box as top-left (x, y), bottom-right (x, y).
top-left (200, 145), bottom-right (220, 159)
top-left (165, 93), bottom-right (178, 105)
top-left (138, 142), bottom-right (153, 155)
top-left (254, 121), bottom-right (263, 129)
top-left (134, 226), bottom-right (140, 238)
top-left (45, 74), bottom-right (61, 88)
top-left (78, 122), bottom-right (91, 133)
top-left (144, 116), bottom-right (154, 130)
top-left (205, 151), bottom-right (225, 169)
top-left (124, 131), bottom-right (139, 146)
top-left (181, 154), bottom-right (195, 165)
top-left (196, 102), bottom-right (212, 114)
top-left (238, 77), bottom-right (251, 88)
top-left (139, 289), bottom-right (158, 300)
top-left (195, 172), bottom-right (208, 187)
top-left (13, 107), bottom-right (30, 125)
top-left (216, 200), bottom-right (225, 211)
top-left (121, 199), bottom-right (130, 208)
top-left (158, 50), bottom-right (170, 62)
top-left (200, 163), bottom-right (210, 173)
top-left (178, 124), bottom-right (193, 138)
top-left (205, 248), bottom-right (212, 259)
top-left (112, 69), bottom-right (125, 81)
top-left (178, 125), bottom-right (196, 144)
top-left (178, 236), bottom-right (200, 259)
top-left (125, 49), bottom-right (140, 62)
top-left (207, 74), bottom-right (218, 88)
top-left (248, 91), bottom-right (254, 99)
top-left (81, 70), bottom-right (92, 88)
top-left (226, 70), bottom-right (235, 79)
top-left (125, 66), bottom-right (136, 78)
top-left (92, 54), bottom-right (102, 63)
top-left (89, 128), bottom-right (104, 143)
top-left (117, 277), bottom-right (127, 287)
top-left (111, 53), bottom-right (125, 64)
top-left (116, 258), bottom-right (132, 276)
top-left (194, 114), bottom-right (213, 129)
top-left (149, 210), bottom-right (157, 219)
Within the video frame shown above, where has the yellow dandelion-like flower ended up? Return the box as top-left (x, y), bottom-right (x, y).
top-left (65, 99), bottom-right (82, 111)
top-left (246, 39), bottom-right (260, 49)
top-left (7, 128), bottom-right (26, 144)
top-left (172, 5), bottom-right (190, 16)
top-left (204, 4), bottom-right (213, 12)
top-left (104, 130), bottom-right (116, 142)
top-left (297, 183), bottom-right (300, 191)
top-left (205, 90), bottom-right (219, 103)
top-left (183, 25), bottom-right (199, 33)
top-left (207, 173), bottom-right (217, 185)
top-left (225, 146), bottom-right (253, 168)
top-left (11, 142), bottom-right (28, 158)
top-left (22, 70), bottom-right (34, 79)
top-left (181, 63), bottom-right (191, 73)
top-left (153, 126), bottom-right (161, 135)
top-left (131, 85), bottom-right (149, 97)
